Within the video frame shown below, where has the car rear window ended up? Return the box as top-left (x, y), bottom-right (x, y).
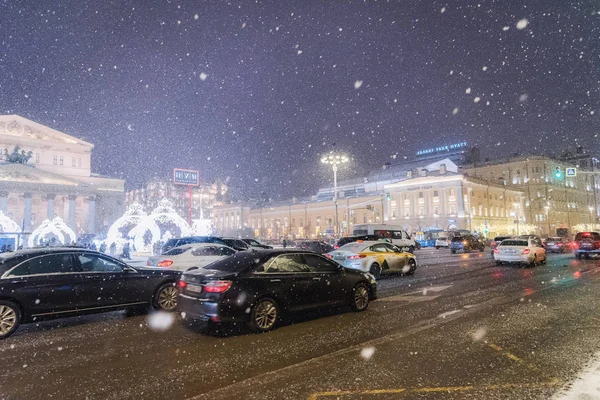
top-left (451, 237), bottom-right (465, 242)
top-left (204, 252), bottom-right (266, 272)
top-left (500, 240), bottom-right (528, 246)
top-left (494, 236), bottom-right (511, 241)
top-left (337, 242), bottom-right (369, 252)
top-left (575, 232), bottom-right (600, 241)
top-left (164, 247), bottom-right (190, 256)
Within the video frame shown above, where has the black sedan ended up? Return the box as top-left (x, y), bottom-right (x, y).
top-left (0, 248), bottom-right (181, 339)
top-left (297, 240), bottom-right (334, 254)
top-left (177, 249), bottom-right (377, 333)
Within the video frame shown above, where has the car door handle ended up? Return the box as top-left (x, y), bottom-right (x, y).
top-left (269, 279), bottom-right (282, 282)
top-left (312, 277), bottom-right (321, 281)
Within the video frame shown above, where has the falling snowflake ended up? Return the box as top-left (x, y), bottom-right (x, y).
top-left (147, 311), bottom-right (175, 332)
top-left (199, 72), bottom-right (208, 81)
top-left (470, 327), bottom-right (487, 341)
top-left (360, 347), bottom-right (376, 360)
top-left (519, 93), bottom-right (529, 102)
top-left (452, 107), bottom-right (459, 115)
top-left (516, 19), bottom-right (529, 30)
top-left (482, 66), bottom-right (488, 71)
top-left (297, 50), bottom-right (302, 55)
top-left (502, 26), bottom-right (510, 31)
top-left (354, 80), bottom-right (363, 89)
top-left (465, 87), bottom-right (471, 94)
top-left (474, 97), bottom-right (481, 103)
top-left (440, 7), bottom-right (446, 13)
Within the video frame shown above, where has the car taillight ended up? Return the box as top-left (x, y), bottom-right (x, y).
top-left (494, 248), bottom-right (499, 254)
top-left (334, 245), bottom-right (339, 249)
top-left (522, 249), bottom-right (530, 255)
top-left (146, 260), bottom-right (150, 266)
top-left (177, 280), bottom-right (187, 289)
top-left (204, 280), bottom-right (232, 293)
top-left (157, 260), bottom-right (174, 267)
top-left (325, 254), bottom-right (333, 259)
top-left (573, 242), bottom-right (579, 249)
top-left (347, 254), bottom-right (367, 259)
top-left (491, 241), bottom-right (497, 247)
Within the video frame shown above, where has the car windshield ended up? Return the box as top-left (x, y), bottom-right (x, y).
top-left (500, 240), bottom-right (528, 247)
top-left (3, 1), bottom-right (598, 398)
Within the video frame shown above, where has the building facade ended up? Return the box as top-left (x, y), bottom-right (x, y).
top-left (463, 155), bottom-right (600, 235)
top-left (213, 158), bottom-right (527, 240)
top-left (0, 115), bottom-right (125, 236)
top-left (126, 178), bottom-right (228, 223)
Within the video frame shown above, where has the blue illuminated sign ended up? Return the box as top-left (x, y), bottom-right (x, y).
top-left (416, 141), bottom-right (468, 156)
top-left (173, 168), bottom-right (200, 186)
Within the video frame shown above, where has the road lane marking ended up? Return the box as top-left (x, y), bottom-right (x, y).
top-left (308, 381), bottom-right (561, 399)
top-left (485, 342), bottom-right (562, 385)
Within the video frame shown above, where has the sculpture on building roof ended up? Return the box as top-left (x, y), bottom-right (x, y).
top-left (3, 145), bottom-right (33, 164)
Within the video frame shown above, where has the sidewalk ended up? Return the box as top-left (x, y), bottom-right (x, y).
top-left (554, 353), bottom-right (600, 399)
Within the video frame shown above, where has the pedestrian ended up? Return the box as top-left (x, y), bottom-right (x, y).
top-left (99, 242), bottom-right (107, 253)
top-left (109, 242), bottom-right (116, 256)
top-left (282, 239), bottom-right (287, 249)
top-left (122, 242), bottom-right (131, 260)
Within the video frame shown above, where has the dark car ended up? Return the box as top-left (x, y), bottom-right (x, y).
top-left (0, 248), bottom-right (181, 339)
top-left (450, 235), bottom-right (485, 254)
top-left (161, 236), bottom-right (228, 254)
top-left (335, 235), bottom-right (382, 249)
top-left (241, 238), bottom-right (273, 249)
top-left (297, 240), bottom-right (334, 254)
top-left (545, 236), bottom-right (572, 253)
top-left (177, 249), bottom-right (377, 333)
top-left (574, 232), bottom-right (600, 259)
top-left (220, 238), bottom-right (250, 251)
top-left (490, 236), bottom-right (512, 256)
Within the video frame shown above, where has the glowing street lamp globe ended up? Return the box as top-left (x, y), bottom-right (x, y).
top-left (321, 152), bottom-right (349, 237)
top-left (321, 153), bottom-right (349, 166)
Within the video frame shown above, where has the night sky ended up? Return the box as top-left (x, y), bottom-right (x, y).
top-left (1, 0), bottom-right (598, 200)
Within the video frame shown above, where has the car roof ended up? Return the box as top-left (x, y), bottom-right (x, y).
top-left (170, 243), bottom-right (234, 249)
top-left (0, 247), bottom-right (104, 260)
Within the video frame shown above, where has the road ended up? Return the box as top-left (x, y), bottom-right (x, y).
top-left (2, 248), bottom-right (600, 400)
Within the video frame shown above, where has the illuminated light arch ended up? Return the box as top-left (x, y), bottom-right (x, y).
top-left (28, 217), bottom-right (76, 247)
top-left (0, 211), bottom-right (21, 233)
top-left (192, 219), bottom-right (213, 236)
top-left (147, 198), bottom-right (192, 238)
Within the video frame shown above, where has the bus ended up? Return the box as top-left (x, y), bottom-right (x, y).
top-left (352, 224), bottom-right (417, 249)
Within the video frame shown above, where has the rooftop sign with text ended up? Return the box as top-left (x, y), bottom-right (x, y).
top-left (416, 141), bottom-right (468, 156)
top-left (173, 168), bottom-right (200, 186)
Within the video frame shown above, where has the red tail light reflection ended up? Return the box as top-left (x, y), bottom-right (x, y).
top-left (522, 249), bottom-right (530, 255)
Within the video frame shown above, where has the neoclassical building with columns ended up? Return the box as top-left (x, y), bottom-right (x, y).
top-left (0, 115), bottom-right (125, 237)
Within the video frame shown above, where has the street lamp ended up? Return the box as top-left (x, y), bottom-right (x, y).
top-left (544, 205), bottom-right (550, 236)
top-left (321, 152), bottom-right (349, 237)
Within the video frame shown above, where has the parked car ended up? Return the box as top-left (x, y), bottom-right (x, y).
top-left (326, 241), bottom-right (417, 279)
top-left (0, 248), bottom-right (181, 339)
top-left (490, 235), bottom-right (513, 256)
top-left (450, 235), bottom-right (485, 254)
top-left (297, 240), bottom-right (334, 254)
top-left (220, 238), bottom-right (250, 251)
top-left (435, 237), bottom-right (449, 249)
top-left (161, 236), bottom-right (228, 255)
top-left (147, 243), bottom-right (237, 271)
top-left (493, 237), bottom-right (546, 266)
top-left (241, 238), bottom-right (273, 249)
top-left (177, 249), bottom-right (377, 333)
top-left (545, 236), bottom-right (572, 253)
top-left (573, 232), bottom-right (600, 259)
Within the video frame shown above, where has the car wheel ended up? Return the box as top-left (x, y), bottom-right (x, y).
top-left (369, 263), bottom-right (381, 279)
top-left (495, 261), bottom-right (503, 266)
top-left (435, 246), bottom-right (439, 250)
top-left (575, 253), bottom-right (582, 260)
top-left (249, 298), bottom-right (279, 333)
top-left (451, 249), bottom-right (456, 254)
top-left (351, 283), bottom-right (370, 312)
top-left (0, 300), bottom-right (21, 340)
top-left (153, 282), bottom-right (178, 311)
top-left (405, 259), bottom-right (417, 275)
top-left (479, 246), bottom-right (485, 252)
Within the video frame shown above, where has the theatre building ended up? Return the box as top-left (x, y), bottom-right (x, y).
top-left (0, 115), bottom-right (125, 239)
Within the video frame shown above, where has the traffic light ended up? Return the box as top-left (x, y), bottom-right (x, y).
top-left (555, 166), bottom-right (562, 178)
top-left (386, 193), bottom-right (391, 200)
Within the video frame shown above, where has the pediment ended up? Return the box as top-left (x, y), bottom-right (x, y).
top-left (0, 115), bottom-right (93, 148)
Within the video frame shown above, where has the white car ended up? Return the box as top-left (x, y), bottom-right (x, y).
top-left (435, 237), bottom-right (449, 249)
top-left (493, 238), bottom-right (546, 267)
top-left (147, 243), bottom-right (237, 272)
top-left (326, 240), bottom-right (417, 278)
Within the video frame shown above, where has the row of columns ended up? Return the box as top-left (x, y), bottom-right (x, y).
top-left (0, 192), bottom-right (96, 233)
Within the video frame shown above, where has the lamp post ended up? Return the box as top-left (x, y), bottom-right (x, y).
top-left (321, 152), bottom-right (349, 237)
top-left (544, 205), bottom-right (550, 236)
top-left (513, 202), bottom-right (520, 235)
top-left (589, 206), bottom-right (594, 226)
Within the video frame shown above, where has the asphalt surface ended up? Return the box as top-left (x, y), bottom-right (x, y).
top-left (2, 248), bottom-right (600, 400)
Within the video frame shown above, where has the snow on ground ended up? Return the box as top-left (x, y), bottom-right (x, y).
top-left (554, 353), bottom-right (600, 399)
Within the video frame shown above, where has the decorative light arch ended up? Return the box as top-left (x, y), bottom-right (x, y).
top-left (148, 198), bottom-right (192, 238)
top-left (28, 217), bottom-right (76, 247)
top-left (0, 211), bottom-right (21, 233)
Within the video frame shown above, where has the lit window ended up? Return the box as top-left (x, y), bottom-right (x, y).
top-left (53, 155), bottom-right (57, 165)
top-left (72, 157), bottom-right (76, 167)
top-left (59, 156), bottom-right (63, 166)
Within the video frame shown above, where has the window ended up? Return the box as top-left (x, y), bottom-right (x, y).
top-left (53, 155), bottom-right (58, 165)
top-left (433, 191), bottom-right (438, 197)
top-left (418, 192), bottom-right (423, 198)
top-left (165, 247), bottom-right (190, 256)
top-left (263, 254), bottom-right (309, 273)
top-left (59, 156), bottom-right (64, 166)
top-left (78, 158), bottom-right (82, 168)
top-left (216, 246), bottom-right (236, 256)
top-left (370, 243), bottom-right (388, 253)
top-left (78, 254), bottom-right (124, 272)
top-left (72, 157), bottom-right (76, 167)
top-left (303, 254), bottom-right (338, 272)
top-left (9, 254), bottom-right (76, 276)
top-left (35, 153), bottom-right (40, 163)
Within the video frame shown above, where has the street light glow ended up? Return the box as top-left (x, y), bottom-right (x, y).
top-left (321, 152), bottom-right (349, 236)
top-left (321, 153), bottom-right (349, 165)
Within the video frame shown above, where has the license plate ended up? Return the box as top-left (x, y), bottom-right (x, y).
top-left (187, 284), bottom-right (203, 294)
top-left (335, 256), bottom-right (345, 261)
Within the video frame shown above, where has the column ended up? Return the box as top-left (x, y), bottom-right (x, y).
top-left (23, 193), bottom-right (33, 231)
top-left (88, 196), bottom-right (96, 234)
top-left (425, 190), bottom-right (431, 218)
top-left (68, 195), bottom-right (77, 231)
top-left (0, 191), bottom-right (8, 214)
top-left (441, 188), bottom-right (447, 216)
top-left (457, 184), bottom-right (465, 218)
top-left (411, 192), bottom-right (417, 218)
top-left (46, 194), bottom-right (56, 219)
